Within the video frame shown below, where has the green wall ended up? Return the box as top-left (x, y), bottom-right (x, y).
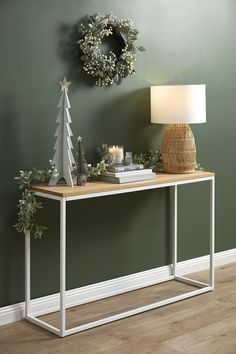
top-left (0, 0), bottom-right (236, 307)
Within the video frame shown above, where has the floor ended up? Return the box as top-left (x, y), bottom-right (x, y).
top-left (0, 262), bottom-right (235, 354)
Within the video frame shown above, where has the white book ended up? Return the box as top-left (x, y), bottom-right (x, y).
top-left (107, 164), bottom-right (144, 173)
top-left (101, 168), bottom-right (153, 178)
top-left (99, 172), bottom-right (156, 184)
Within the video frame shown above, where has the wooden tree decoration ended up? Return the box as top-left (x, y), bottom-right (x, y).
top-left (49, 78), bottom-right (75, 187)
top-left (77, 136), bottom-right (88, 186)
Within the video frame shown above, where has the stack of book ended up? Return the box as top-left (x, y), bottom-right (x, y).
top-left (99, 164), bottom-right (156, 184)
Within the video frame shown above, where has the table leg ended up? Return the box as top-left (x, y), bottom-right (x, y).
top-left (60, 198), bottom-right (66, 337)
top-left (170, 185), bottom-right (177, 277)
top-left (25, 230), bottom-right (31, 317)
top-left (210, 177), bottom-right (215, 288)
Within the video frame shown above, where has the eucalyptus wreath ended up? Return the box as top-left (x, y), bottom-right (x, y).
top-left (78, 13), bottom-right (145, 86)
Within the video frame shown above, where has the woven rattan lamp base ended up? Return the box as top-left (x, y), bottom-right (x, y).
top-left (162, 124), bottom-right (196, 173)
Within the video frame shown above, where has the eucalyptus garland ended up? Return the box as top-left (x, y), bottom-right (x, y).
top-left (14, 168), bottom-right (53, 239)
top-left (78, 13), bottom-right (145, 86)
top-left (14, 148), bottom-right (203, 239)
top-left (97, 144), bottom-right (204, 172)
top-left (133, 150), bottom-right (163, 171)
top-left (14, 161), bottom-right (107, 239)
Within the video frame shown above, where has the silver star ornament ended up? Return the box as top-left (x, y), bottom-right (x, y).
top-left (59, 77), bottom-right (71, 92)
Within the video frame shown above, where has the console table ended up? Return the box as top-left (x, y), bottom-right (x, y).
top-left (25, 171), bottom-right (215, 337)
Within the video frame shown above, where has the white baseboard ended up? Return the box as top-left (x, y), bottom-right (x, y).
top-left (1, 248), bottom-right (236, 327)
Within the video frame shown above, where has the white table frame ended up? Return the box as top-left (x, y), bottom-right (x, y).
top-left (25, 174), bottom-right (215, 337)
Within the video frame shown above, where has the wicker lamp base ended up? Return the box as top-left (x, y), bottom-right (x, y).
top-left (162, 124), bottom-right (196, 174)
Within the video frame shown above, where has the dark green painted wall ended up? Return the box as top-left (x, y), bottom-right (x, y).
top-left (0, 0), bottom-right (236, 307)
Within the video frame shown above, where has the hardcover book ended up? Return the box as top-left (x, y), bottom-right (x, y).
top-left (102, 168), bottom-right (153, 178)
top-left (107, 163), bottom-right (144, 173)
top-left (99, 171), bottom-right (156, 184)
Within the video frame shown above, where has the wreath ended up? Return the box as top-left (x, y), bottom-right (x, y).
top-left (78, 13), bottom-right (145, 86)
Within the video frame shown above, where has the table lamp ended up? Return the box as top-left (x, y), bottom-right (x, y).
top-left (150, 84), bottom-right (206, 173)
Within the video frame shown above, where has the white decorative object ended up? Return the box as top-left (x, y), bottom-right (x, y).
top-left (49, 78), bottom-right (75, 187)
top-left (125, 152), bottom-right (133, 165)
top-left (108, 145), bottom-right (124, 164)
top-left (151, 85), bottom-right (206, 124)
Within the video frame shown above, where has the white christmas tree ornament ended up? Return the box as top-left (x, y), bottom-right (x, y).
top-left (49, 78), bottom-right (75, 187)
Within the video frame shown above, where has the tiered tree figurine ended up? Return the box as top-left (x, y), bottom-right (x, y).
top-left (77, 136), bottom-right (88, 186)
top-left (49, 78), bottom-right (75, 187)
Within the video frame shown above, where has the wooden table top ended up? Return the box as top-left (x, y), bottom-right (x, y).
top-left (31, 171), bottom-right (214, 198)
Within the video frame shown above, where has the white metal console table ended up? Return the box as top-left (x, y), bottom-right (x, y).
top-left (25, 171), bottom-right (215, 337)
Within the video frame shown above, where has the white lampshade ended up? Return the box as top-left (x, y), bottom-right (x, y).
top-left (151, 84), bottom-right (206, 124)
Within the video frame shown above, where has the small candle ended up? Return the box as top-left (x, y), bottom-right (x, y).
top-left (108, 145), bottom-right (124, 164)
top-left (125, 152), bottom-right (133, 165)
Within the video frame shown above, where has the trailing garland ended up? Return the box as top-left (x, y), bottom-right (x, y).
top-left (78, 13), bottom-right (145, 86)
top-left (14, 147), bottom-right (203, 239)
top-left (97, 144), bottom-right (204, 172)
top-left (14, 161), bottom-right (107, 239)
top-left (14, 168), bottom-right (52, 239)
top-left (133, 150), bottom-right (163, 171)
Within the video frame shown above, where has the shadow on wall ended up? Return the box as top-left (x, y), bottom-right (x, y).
top-left (57, 19), bottom-right (95, 88)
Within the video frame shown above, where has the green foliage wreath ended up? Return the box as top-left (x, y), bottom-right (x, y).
top-left (78, 13), bottom-right (145, 86)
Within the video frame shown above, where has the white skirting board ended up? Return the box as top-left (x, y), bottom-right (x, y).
top-left (1, 248), bottom-right (236, 326)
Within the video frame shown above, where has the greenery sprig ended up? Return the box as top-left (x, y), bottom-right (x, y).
top-left (134, 151), bottom-right (204, 171)
top-left (72, 160), bottom-right (107, 180)
top-left (78, 13), bottom-right (145, 86)
top-left (133, 149), bottom-right (163, 171)
top-left (87, 161), bottom-right (107, 179)
top-left (14, 168), bottom-right (53, 239)
top-left (14, 161), bottom-right (107, 239)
